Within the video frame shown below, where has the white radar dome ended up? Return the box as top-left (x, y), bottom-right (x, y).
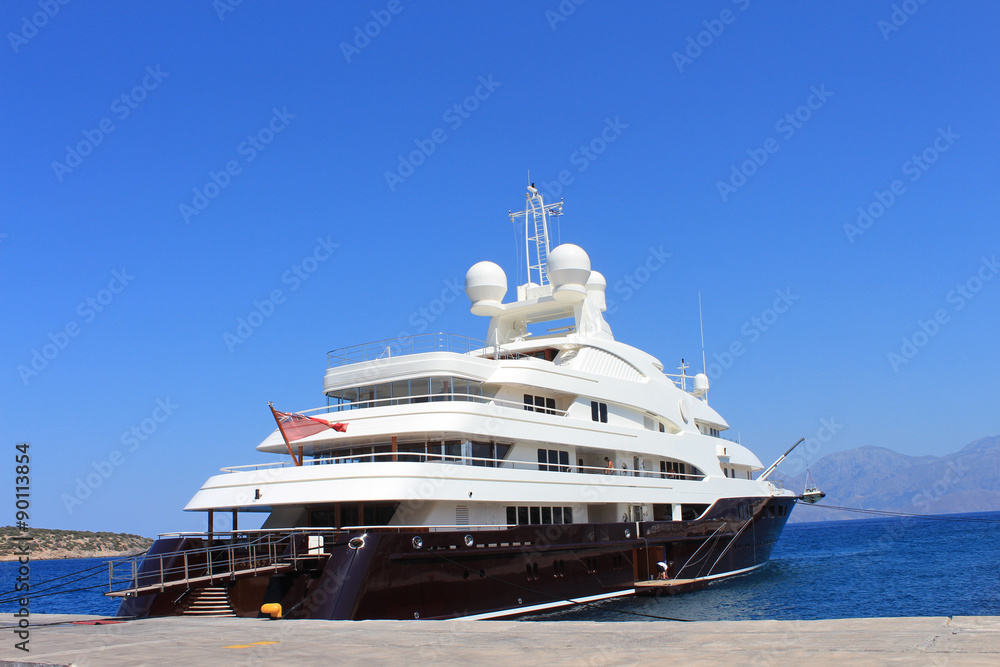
top-left (465, 261), bottom-right (507, 316)
top-left (547, 244), bottom-right (591, 302)
top-left (585, 270), bottom-right (607, 311)
top-left (693, 373), bottom-right (710, 396)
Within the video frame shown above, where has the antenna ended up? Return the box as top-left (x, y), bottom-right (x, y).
top-left (509, 185), bottom-right (563, 287)
top-left (698, 292), bottom-right (707, 374)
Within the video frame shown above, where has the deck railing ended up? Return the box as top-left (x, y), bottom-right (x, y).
top-left (327, 332), bottom-right (533, 368)
top-left (299, 391), bottom-right (570, 416)
top-left (220, 450), bottom-right (706, 482)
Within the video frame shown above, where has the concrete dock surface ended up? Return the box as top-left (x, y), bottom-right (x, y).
top-left (1, 614), bottom-right (998, 666)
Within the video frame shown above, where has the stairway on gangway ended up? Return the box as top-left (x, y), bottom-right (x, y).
top-left (181, 586), bottom-right (236, 617)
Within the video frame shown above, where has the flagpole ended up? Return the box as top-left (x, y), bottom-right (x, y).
top-left (269, 402), bottom-right (302, 466)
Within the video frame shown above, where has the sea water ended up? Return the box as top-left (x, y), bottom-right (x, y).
top-left (2, 512), bottom-right (998, 619)
top-left (531, 511), bottom-right (1000, 621)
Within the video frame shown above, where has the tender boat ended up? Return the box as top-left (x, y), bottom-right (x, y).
top-left (111, 186), bottom-right (798, 620)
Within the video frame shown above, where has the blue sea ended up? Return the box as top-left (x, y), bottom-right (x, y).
top-left (2, 512), bottom-right (998, 620)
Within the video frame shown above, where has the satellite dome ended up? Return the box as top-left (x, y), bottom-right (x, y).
top-left (693, 373), bottom-right (710, 396)
top-left (465, 261), bottom-right (507, 316)
top-left (547, 244), bottom-right (591, 302)
top-left (585, 270), bottom-right (607, 311)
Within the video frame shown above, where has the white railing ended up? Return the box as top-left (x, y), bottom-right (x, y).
top-left (327, 332), bottom-right (535, 368)
top-left (301, 391), bottom-right (570, 417)
top-left (220, 450), bottom-right (706, 482)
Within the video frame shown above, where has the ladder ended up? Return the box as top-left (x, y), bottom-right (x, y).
top-left (510, 185), bottom-right (563, 287)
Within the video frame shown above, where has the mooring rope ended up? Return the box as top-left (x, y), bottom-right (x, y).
top-left (798, 502), bottom-right (1000, 523)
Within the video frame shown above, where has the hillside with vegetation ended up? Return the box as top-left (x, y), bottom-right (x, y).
top-left (0, 526), bottom-right (153, 561)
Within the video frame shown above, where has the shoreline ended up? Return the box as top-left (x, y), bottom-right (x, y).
top-left (0, 550), bottom-right (145, 562)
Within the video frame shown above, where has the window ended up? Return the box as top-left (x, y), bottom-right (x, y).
top-left (517, 507), bottom-right (528, 525)
top-left (537, 448), bottom-right (571, 472)
top-left (590, 401), bottom-right (608, 423)
top-left (470, 441), bottom-right (492, 466)
top-left (506, 506), bottom-right (574, 525)
top-left (525, 394), bottom-right (557, 414)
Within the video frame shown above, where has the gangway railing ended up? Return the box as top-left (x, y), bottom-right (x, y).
top-left (105, 529), bottom-right (336, 597)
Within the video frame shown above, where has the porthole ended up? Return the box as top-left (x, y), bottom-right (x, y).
top-left (412, 536), bottom-right (423, 549)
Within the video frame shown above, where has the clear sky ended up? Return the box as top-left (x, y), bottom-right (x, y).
top-left (2, 1), bottom-right (997, 537)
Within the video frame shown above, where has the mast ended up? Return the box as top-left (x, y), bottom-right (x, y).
top-left (509, 184), bottom-right (562, 288)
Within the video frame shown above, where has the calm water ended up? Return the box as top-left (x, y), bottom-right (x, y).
top-left (3, 512), bottom-right (998, 620)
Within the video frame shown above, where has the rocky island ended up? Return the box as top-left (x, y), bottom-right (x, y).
top-left (0, 526), bottom-right (153, 561)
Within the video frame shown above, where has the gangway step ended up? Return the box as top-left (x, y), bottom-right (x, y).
top-left (182, 586), bottom-right (236, 617)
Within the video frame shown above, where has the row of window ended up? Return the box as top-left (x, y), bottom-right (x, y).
top-left (327, 377), bottom-right (485, 409)
top-left (312, 440), bottom-right (510, 467)
top-left (723, 467), bottom-right (751, 479)
top-left (506, 506), bottom-right (574, 526)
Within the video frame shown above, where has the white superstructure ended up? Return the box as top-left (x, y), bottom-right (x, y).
top-left (185, 186), bottom-right (792, 532)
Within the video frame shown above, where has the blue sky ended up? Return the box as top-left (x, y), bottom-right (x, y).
top-left (2, 1), bottom-right (997, 536)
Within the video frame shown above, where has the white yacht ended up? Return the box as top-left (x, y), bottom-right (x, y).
top-left (113, 186), bottom-right (797, 620)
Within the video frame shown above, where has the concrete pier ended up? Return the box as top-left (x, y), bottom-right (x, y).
top-left (2, 614), bottom-right (997, 666)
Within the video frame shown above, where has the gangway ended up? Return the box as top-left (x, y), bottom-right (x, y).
top-left (105, 529), bottom-right (334, 598)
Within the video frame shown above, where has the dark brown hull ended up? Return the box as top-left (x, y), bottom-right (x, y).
top-left (117, 496), bottom-right (794, 620)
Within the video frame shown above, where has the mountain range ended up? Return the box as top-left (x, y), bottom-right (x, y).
top-left (770, 435), bottom-right (1000, 523)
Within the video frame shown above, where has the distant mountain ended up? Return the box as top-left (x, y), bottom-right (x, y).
top-left (771, 435), bottom-right (1000, 523)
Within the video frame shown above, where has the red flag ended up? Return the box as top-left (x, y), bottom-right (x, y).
top-left (273, 409), bottom-right (347, 442)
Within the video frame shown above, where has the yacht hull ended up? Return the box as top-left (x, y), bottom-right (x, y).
top-left (117, 497), bottom-right (793, 620)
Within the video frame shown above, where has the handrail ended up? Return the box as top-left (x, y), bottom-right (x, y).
top-left (107, 529), bottom-right (326, 595)
top-left (219, 450), bottom-right (707, 482)
top-left (298, 391), bottom-right (571, 417)
top-left (327, 332), bottom-right (536, 368)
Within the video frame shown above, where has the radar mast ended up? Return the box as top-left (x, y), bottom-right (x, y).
top-left (509, 184), bottom-right (562, 288)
